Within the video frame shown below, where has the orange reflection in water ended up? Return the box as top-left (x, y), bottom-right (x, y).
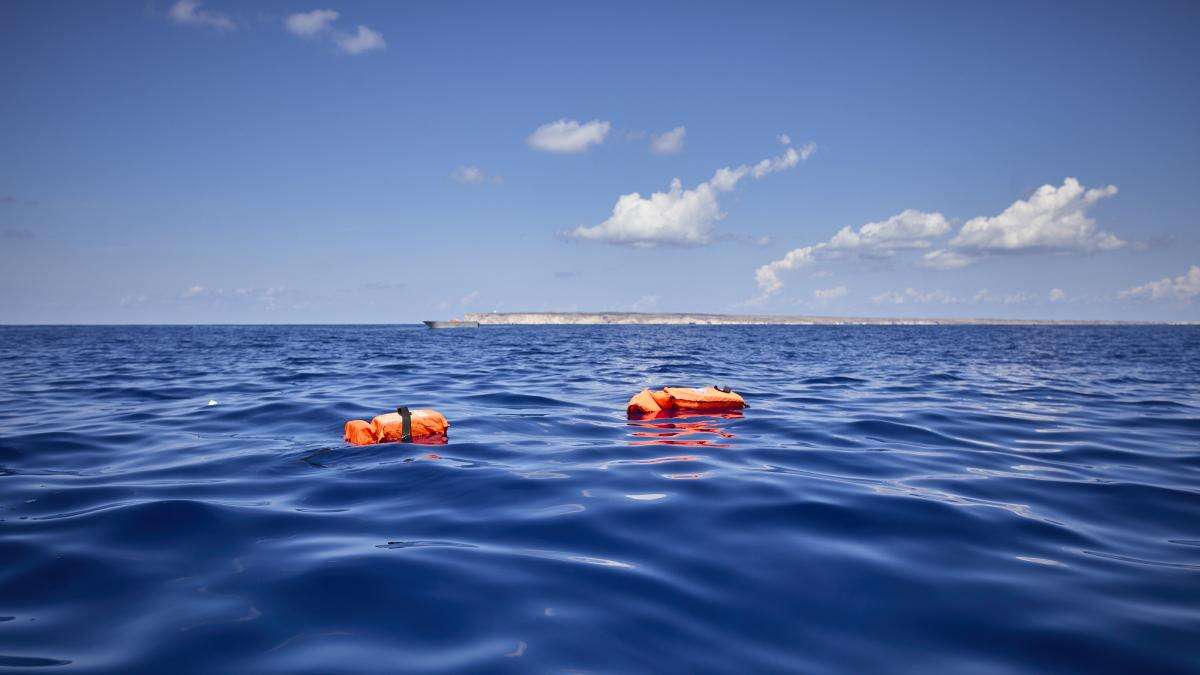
top-left (626, 410), bottom-right (741, 448)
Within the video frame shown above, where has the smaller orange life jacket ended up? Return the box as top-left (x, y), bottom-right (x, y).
top-left (344, 408), bottom-right (450, 445)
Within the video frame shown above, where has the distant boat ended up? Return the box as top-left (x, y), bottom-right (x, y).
top-left (423, 320), bottom-right (480, 329)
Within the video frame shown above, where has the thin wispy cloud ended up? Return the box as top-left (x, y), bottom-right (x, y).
top-left (177, 285), bottom-right (312, 311)
top-left (866, 287), bottom-right (1052, 307)
top-left (527, 119), bottom-right (611, 153)
top-left (972, 289), bottom-right (1036, 305)
top-left (335, 25), bottom-right (386, 54)
top-left (872, 288), bottom-right (959, 306)
top-left (284, 10), bottom-right (385, 55)
top-left (451, 165), bottom-right (503, 185)
top-left (359, 280), bottom-right (406, 292)
top-left (813, 286), bottom-right (848, 301)
top-left (649, 126), bottom-right (686, 155)
top-left (631, 294), bottom-right (660, 311)
top-left (284, 9), bottom-right (340, 37)
top-left (567, 140), bottom-right (814, 247)
top-left (168, 0), bottom-right (235, 31)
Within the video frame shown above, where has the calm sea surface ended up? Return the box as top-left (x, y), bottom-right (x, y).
top-left (0, 325), bottom-right (1198, 673)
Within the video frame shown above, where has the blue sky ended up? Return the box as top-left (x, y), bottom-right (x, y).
top-left (2, 0), bottom-right (1198, 323)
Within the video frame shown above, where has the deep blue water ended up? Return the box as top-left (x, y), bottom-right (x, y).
top-left (1, 325), bottom-right (1198, 674)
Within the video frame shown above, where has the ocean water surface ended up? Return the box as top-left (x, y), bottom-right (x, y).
top-left (1, 325), bottom-right (1198, 673)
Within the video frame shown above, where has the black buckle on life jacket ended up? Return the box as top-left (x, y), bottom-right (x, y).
top-left (395, 406), bottom-right (413, 443)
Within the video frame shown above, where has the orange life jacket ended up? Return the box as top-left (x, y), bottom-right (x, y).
top-left (344, 408), bottom-right (450, 445)
top-left (626, 386), bottom-right (745, 418)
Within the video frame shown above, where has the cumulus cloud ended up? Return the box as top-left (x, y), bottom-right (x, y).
top-left (451, 165), bottom-right (502, 185)
top-left (1049, 288), bottom-right (1067, 302)
top-left (828, 209), bottom-right (950, 252)
top-left (777, 134), bottom-right (792, 146)
top-left (650, 126), bottom-right (686, 155)
top-left (755, 246), bottom-right (818, 298)
top-left (168, 0), bottom-right (235, 30)
top-left (872, 288), bottom-right (959, 305)
top-left (1118, 265), bottom-right (1200, 302)
top-left (568, 144), bottom-right (812, 248)
top-left (335, 25), bottom-right (386, 54)
top-left (285, 9), bottom-right (339, 36)
top-left (951, 178), bottom-right (1122, 254)
top-left (527, 119), bottom-right (611, 153)
top-left (754, 177), bottom-right (1123, 300)
top-left (755, 207), bottom-right (945, 299)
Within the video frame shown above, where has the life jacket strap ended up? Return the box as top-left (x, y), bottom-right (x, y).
top-left (396, 406), bottom-right (413, 442)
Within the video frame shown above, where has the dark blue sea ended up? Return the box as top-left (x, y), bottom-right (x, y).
top-left (1, 325), bottom-right (1198, 674)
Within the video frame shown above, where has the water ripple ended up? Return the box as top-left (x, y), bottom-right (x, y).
top-left (0, 324), bottom-right (1198, 673)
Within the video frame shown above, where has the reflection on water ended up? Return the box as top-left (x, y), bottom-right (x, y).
top-left (627, 410), bottom-right (742, 447)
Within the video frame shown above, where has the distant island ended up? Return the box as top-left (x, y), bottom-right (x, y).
top-left (463, 312), bottom-right (1188, 326)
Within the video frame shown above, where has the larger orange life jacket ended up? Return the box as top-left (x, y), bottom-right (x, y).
top-left (626, 386), bottom-right (746, 418)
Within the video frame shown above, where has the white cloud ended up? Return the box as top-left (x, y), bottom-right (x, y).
top-left (951, 178), bottom-right (1122, 253)
top-left (754, 177), bottom-right (1124, 299)
top-left (777, 134), bottom-right (792, 146)
top-left (451, 165), bottom-right (502, 185)
top-left (459, 290), bottom-right (481, 305)
top-left (568, 144), bottom-right (811, 248)
top-left (285, 9), bottom-right (339, 36)
top-left (872, 288), bottom-right (959, 305)
top-left (650, 126), bottom-right (686, 155)
top-left (920, 249), bottom-right (973, 269)
top-left (168, 0), bottom-right (235, 31)
top-left (1118, 265), bottom-right (1200, 302)
top-left (527, 119), bottom-right (611, 153)
top-left (756, 208), bottom-right (945, 298)
top-left (569, 177), bottom-right (722, 247)
top-left (755, 245), bottom-right (819, 299)
top-left (1049, 288), bottom-right (1067, 302)
top-left (334, 25), bottom-right (386, 54)
top-left (751, 144), bottom-right (814, 178)
top-left (176, 285), bottom-right (311, 310)
top-left (828, 209), bottom-right (950, 252)
top-left (813, 286), bottom-right (848, 301)
top-left (451, 166), bottom-right (485, 184)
